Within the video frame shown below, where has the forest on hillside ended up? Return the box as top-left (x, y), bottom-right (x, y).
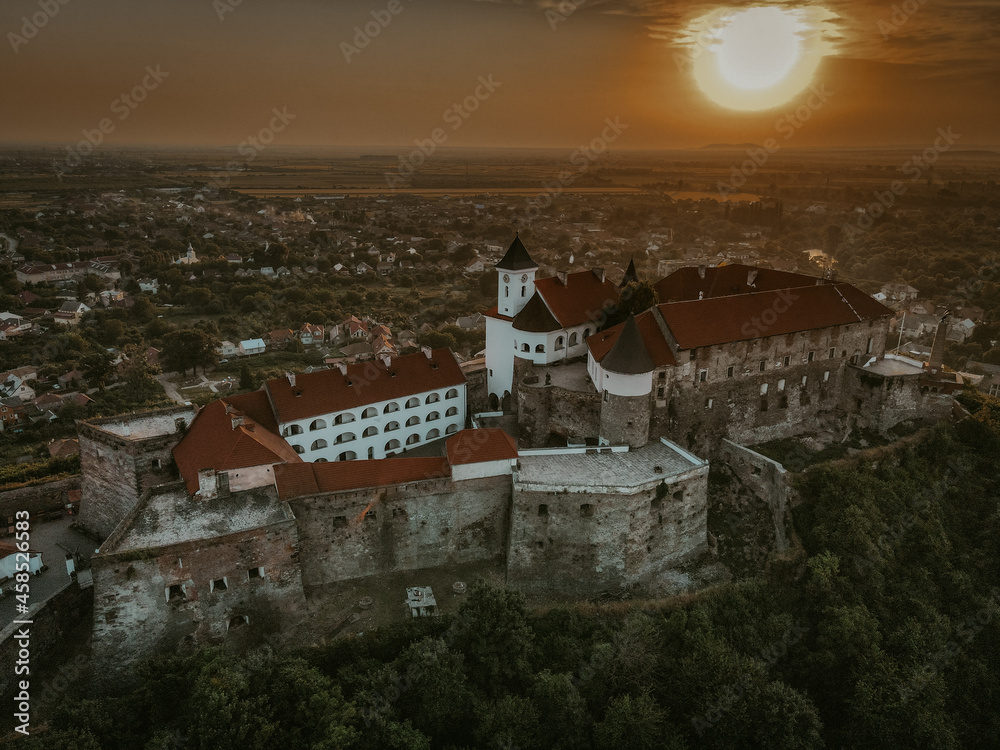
top-left (14, 393), bottom-right (1000, 750)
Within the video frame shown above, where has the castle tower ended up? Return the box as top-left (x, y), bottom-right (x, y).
top-left (496, 234), bottom-right (538, 318)
top-left (598, 315), bottom-right (654, 448)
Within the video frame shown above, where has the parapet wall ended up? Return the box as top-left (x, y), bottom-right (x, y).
top-left (720, 439), bottom-right (790, 552)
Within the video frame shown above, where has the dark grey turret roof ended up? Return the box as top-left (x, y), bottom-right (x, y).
top-left (512, 292), bottom-right (560, 333)
top-left (496, 235), bottom-right (537, 271)
top-left (620, 257), bottom-right (639, 288)
top-left (601, 315), bottom-right (655, 374)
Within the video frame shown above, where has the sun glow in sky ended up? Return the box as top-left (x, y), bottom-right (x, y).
top-left (690, 6), bottom-right (834, 111)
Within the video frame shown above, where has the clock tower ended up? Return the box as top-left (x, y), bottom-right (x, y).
top-left (496, 234), bottom-right (537, 317)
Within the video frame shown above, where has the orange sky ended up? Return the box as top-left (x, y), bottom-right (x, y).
top-left (2, 0), bottom-right (998, 149)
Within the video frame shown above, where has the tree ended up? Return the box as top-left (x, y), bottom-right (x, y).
top-left (239, 362), bottom-right (256, 391)
top-left (83, 350), bottom-right (115, 391)
top-left (593, 694), bottom-right (671, 750)
top-left (419, 331), bottom-right (457, 351)
top-left (162, 329), bottom-right (220, 376)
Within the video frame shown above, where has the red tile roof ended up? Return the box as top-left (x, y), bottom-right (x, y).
top-left (483, 306), bottom-right (513, 322)
top-left (265, 348), bottom-right (465, 424)
top-left (587, 310), bottom-right (677, 367)
top-left (654, 264), bottom-right (821, 303)
top-left (657, 283), bottom-right (892, 349)
top-left (534, 271), bottom-right (621, 328)
top-left (274, 457), bottom-right (450, 500)
top-left (446, 428), bottom-right (518, 465)
top-left (173, 394), bottom-right (301, 494)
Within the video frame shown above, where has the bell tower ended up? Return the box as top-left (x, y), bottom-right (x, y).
top-left (496, 234), bottom-right (538, 318)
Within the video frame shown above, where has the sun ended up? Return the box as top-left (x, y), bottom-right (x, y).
top-left (686, 6), bottom-right (833, 111)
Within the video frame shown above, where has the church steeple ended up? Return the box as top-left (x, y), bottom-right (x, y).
top-left (496, 233), bottom-right (537, 272)
top-left (620, 257), bottom-right (639, 288)
top-left (496, 234), bottom-right (538, 318)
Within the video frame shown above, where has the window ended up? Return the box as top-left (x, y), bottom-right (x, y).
top-left (657, 387), bottom-right (665, 399)
top-left (335, 433), bottom-right (355, 444)
top-left (759, 360), bottom-right (766, 372)
top-left (445, 424), bottom-right (459, 434)
top-left (778, 379), bottom-right (785, 391)
top-left (779, 394), bottom-right (789, 409)
top-left (446, 388), bottom-right (459, 399)
top-left (210, 578), bottom-right (228, 593)
top-left (505, 286), bottom-right (509, 297)
top-left (580, 504), bottom-right (594, 518)
top-left (151, 458), bottom-right (162, 470)
top-left (166, 584), bottom-right (185, 603)
top-left (362, 426), bottom-right (378, 437)
top-left (384, 402), bottom-right (399, 414)
top-left (829, 347), bottom-right (836, 359)
top-left (783, 355), bottom-right (790, 367)
top-left (823, 371), bottom-right (830, 382)
top-left (248, 567), bottom-right (264, 580)
top-left (705, 398), bottom-right (713, 409)
top-left (699, 369), bottom-right (707, 383)
top-left (426, 393), bottom-right (440, 404)
top-left (522, 343), bottom-right (530, 352)
top-left (760, 398), bottom-right (768, 411)
top-left (867, 337), bottom-right (874, 354)
top-left (337, 450), bottom-right (357, 461)
top-left (385, 439), bottom-right (401, 452)
top-left (555, 336), bottom-right (565, 351)
top-left (406, 434), bottom-right (420, 446)
top-left (535, 344), bottom-right (545, 353)
top-left (405, 397), bottom-right (420, 408)
top-left (521, 285), bottom-right (526, 296)
top-left (538, 504), bottom-right (548, 516)
top-left (311, 439), bottom-right (328, 451)
top-left (690, 349), bottom-right (697, 362)
top-left (284, 424), bottom-right (303, 436)
top-left (309, 419), bottom-right (326, 431)
top-left (385, 421), bottom-right (400, 432)
top-left (334, 413), bottom-right (355, 425)
top-left (426, 411), bottom-right (440, 421)
top-left (801, 376), bottom-right (808, 386)
top-left (727, 366), bottom-right (734, 378)
top-left (807, 351), bottom-right (814, 362)
top-left (603, 390), bottom-right (610, 403)
top-left (658, 371), bottom-right (666, 381)
top-left (568, 332), bottom-right (579, 347)
top-left (406, 415), bottom-right (421, 427)
top-left (426, 428), bottom-right (441, 440)
top-left (583, 328), bottom-right (591, 339)
top-left (362, 407), bottom-right (378, 419)
top-left (291, 444), bottom-right (305, 455)
top-left (228, 615), bottom-right (249, 630)
top-left (760, 383), bottom-right (768, 395)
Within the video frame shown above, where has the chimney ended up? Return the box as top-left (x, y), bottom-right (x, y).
top-left (231, 414), bottom-right (244, 430)
top-left (197, 468), bottom-right (218, 500)
top-left (747, 268), bottom-right (759, 287)
top-left (286, 371), bottom-right (296, 388)
top-left (224, 403), bottom-right (234, 415)
top-left (381, 355), bottom-right (392, 369)
top-left (698, 291), bottom-right (704, 300)
top-left (336, 362), bottom-right (347, 376)
top-left (592, 268), bottom-right (605, 283)
top-left (556, 271), bottom-right (568, 285)
top-left (697, 265), bottom-right (706, 279)
top-left (422, 346), bottom-right (433, 360)
top-left (928, 314), bottom-right (949, 375)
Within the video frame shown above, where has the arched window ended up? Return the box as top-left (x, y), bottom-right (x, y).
top-left (405, 415), bottom-right (420, 427)
top-left (362, 407), bottom-right (378, 419)
top-left (521, 285), bottom-right (525, 296)
top-left (425, 393), bottom-right (440, 404)
top-left (335, 432), bottom-right (356, 444)
top-left (291, 444), bottom-right (304, 455)
top-left (385, 421), bottom-right (400, 432)
top-left (568, 332), bottom-right (579, 347)
top-left (445, 388), bottom-right (459, 399)
top-left (383, 402), bottom-right (400, 414)
top-left (426, 411), bottom-right (440, 422)
top-left (555, 336), bottom-right (564, 351)
top-left (445, 406), bottom-right (458, 417)
top-left (406, 434), bottom-right (420, 446)
top-left (521, 343), bottom-right (530, 352)
top-left (283, 424), bottom-right (303, 436)
top-left (315, 458), bottom-right (328, 463)
top-left (504, 286), bottom-right (509, 298)
top-left (362, 426), bottom-right (378, 437)
top-left (405, 397), bottom-right (420, 409)
top-left (426, 428), bottom-right (441, 440)
top-left (310, 419), bottom-right (326, 431)
top-left (334, 413), bottom-right (355, 425)
top-left (337, 451), bottom-right (357, 461)
top-left (385, 439), bottom-right (401, 452)
top-left (310, 439), bottom-right (328, 451)
top-left (535, 344), bottom-right (544, 353)
top-left (445, 424), bottom-right (459, 435)
top-left (583, 328), bottom-right (591, 339)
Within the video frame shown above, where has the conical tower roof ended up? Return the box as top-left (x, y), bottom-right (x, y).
top-left (601, 315), bottom-right (655, 375)
top-left (496, 234), bottom-right (537, 271)
top-left (620, 257), bottom-right (639, 288)
top-left (512, 292), bottom-right (560, 332)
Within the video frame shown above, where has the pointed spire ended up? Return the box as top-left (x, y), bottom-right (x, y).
top-left (496, 234), bottom-right (537, 271)
top-left (601, 315), bottom-right (655, 375)
top-left (620, 257), bottom-right (639, 288)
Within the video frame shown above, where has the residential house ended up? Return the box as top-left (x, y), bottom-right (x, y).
top-left (218, 341), bottom-right (240, 358)
top-left (58, 370), bottom-right (84, 389)
top-left (964, 361), bottom-right (1000, 398)
top-left (138, 278), bottom-right (160, 293)
top-left (239, 339), bottom-right (266, 357)
top-left (299, 323), bottom-right (325, 347)
top-left (268, 329), bottom-right (296, 349)
top-left (881, 282), bottom-right (919, 303)
top-left (0, 397), bottom-right (27, 430)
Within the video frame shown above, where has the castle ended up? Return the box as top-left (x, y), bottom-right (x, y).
top-left (80, 236), bottom-right (958, 669)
